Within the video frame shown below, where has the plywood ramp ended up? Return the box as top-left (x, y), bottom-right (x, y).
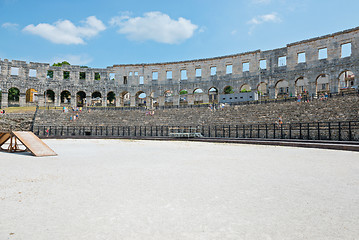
top-left (12, 131), bottom-right (57, 157)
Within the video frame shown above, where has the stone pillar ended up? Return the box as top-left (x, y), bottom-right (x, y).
top-left (19, 93), bottom-right (26, 107)
top-left (145, 97), bottom-right (151, 108)
top-left (268, 86), bottom-right (276, 99)
top-left (38, 95), bottom-right (45, 107)
top-left (103, 97), bottom-right (107, 107)
top-left (86, 96), bottom-right (91, 107)
top-left (158, 96), bottom-right (165, 106)
top-left (203, 94), bottom-right (209, 104)
top-left (71, 97), bottom-right (76, 108)
top-left (130, 96), bottom-right (136, 107)
top-left (55, 94), bottom-right (60, 107)
top-left (188, 94), bottom-right (195, 105)
top-left (115, 96), bottom-right (120, 107)
top-left (172, 95), bottom-right (180, 106)
top-left (1, 92), bottom-right (8, 108)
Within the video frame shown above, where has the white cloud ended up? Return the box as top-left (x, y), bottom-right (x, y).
top-left (23, 16), bottom-right (106, 45)
top-left (247, 13), bottom-right (281, 35)
top-left (248, 13), bottom-right (281, 25)
top-left (2, 22), bottom-right (19, 29)
top-left (52, 54), bottom-right (93, 66)
top-left (110, 11), bottom-right (198, 44)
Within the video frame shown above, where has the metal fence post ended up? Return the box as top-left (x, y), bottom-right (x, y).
top-left (338, 122), bottom-right (341, 141)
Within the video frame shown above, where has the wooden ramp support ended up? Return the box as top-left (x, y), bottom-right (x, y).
top-left (0, 131), bottom-right (57, 157)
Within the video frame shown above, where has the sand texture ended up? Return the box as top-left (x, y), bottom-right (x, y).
top-left (0, 139), bottom-right (358, 240)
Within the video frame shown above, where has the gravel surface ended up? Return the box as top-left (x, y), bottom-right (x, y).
top-left (0, 139), bottom-right (358, 240)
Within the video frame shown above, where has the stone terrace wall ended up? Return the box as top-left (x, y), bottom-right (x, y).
top-left (34, 94), bottom-right (359, 128)
top-left (0, 113), bottom-right (34, 131)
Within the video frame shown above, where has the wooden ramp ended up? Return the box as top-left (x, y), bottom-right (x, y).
top-left (0, 131), bottom-right (57, 157)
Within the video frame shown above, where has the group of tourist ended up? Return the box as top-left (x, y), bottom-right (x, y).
top-left (0, 109), bottom-right (5, 114)
top-left (319, 92), bottom-right (329, 101)
top-left (63, 106), bottom-right (83, 121)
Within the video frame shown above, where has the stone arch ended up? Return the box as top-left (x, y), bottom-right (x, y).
top-left (60, 90), bottom-right (71, 104)
top-left (240, 84), bottom-right (251, 92)
top-left (26, 88), bottom-right (38, 103)
top-left (44, 89), bottom-right (55, 104)
top-left (275, 80), bottom-right (289, 98)
top-left (223, 86), bottom-right (234, 94)
top-left (76, 91), bottom-right (86, 107)
top-left (208, 87), bottom-right (219, 103)
top-left (107, 91), bottom-right (116, 106)
top-left (179, 89), bottom-right (188, 105)
top-left (91, 91), bottom-right (102, 106)
top-left (121, 91), bottom-right (130, 107)
top-left (193, 88), bottom-right (204, 104)
top-left (338, 70), bottom-right (355, 91)
top-left (316, 74), bottom-right (330, 95)
top-left (295, 77), bottom-right (309, 95)
top-left (8, 87), bottom-right (20, 106)
top-left (135, 91), bottom-right (146, 107)
top-left (257, 82), bottom-right (268, 96)
top-left (164, 90), bottom-right (173, 106)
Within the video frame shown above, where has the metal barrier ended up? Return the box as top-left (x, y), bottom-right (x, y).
top-left (35, 120), bottom-right (359, 141)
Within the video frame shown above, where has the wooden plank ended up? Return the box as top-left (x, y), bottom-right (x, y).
top-left (12, 131), bottom-right (57, 157)
top-left (0, 133), bottom-right (11, 147)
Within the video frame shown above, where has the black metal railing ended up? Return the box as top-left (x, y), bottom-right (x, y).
top-left (35, 120), bottom-right (359, 142)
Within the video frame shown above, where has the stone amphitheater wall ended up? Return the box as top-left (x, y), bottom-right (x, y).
top-left (1, 27), bottom-right (359, 108)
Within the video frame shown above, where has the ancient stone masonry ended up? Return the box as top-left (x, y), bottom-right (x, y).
top-left (1, 27), bottom-right (359, 108)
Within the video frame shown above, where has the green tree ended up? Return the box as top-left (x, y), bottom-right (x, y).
top-left (224, 86), bottom-right (234, 94)
top-left (179, 90), bottom-right (188, 95)
top-left (52, 61), bottom-right (70, 67)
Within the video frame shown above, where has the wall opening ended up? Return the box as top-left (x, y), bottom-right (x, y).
top-left (11, 67), bottom-right (19, 76)
top-left (107, 91), bottom-right (116, 106)
top-left (242, 62), bottom-right (249, 72)
top-left (318, 48), bottom-right (327, 59)
top-left (79, 72), bottom-right (86, 80)
top-left (278, 56), bottom-right (286, 67)
top-left (63, 71), bottom-right (70, 80)
top-left (167, 71), bottom-right (172, 79)
top-left (260, 60), bottom-right (266, 69)
top-left (341, 43), bottom-right (352, 58)
top-left (226, 65), bottom-right (232, 74)
top-left (196, 68), bottom-right (202, 77)
top-left (211, 66), bottom-right (217, 76)
top-left (152, 71), bottom-right (158, 81)
top-left (181, 70), bottom-right (187, 80)
top-left (60, 90), bottom-right (71, 104)
top-left (44, 90), bottom-right (55, 104)
top-left (29, 69), bottom-right (37, 77)
top-left (109, 73), bottom-right (115, 80)
top-left (298, 52), bottom-right (306, 63)
top-left (26, 88), bottom-right (38, 103)
top-left (47, 70), bottom-right (53, 79)
top-left (91, 92), bottom-right (102, 106)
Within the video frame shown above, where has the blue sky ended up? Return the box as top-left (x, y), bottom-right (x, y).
top-left (0, 0), bottom-right (358, 68)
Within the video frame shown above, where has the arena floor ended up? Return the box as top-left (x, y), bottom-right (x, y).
top-left (0, 139), bottom-right (358, 240)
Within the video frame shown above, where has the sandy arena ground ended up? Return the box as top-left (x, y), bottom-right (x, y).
top-left (0, 139), bottom-right (358, 240)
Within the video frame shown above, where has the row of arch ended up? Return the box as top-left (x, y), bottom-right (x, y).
top-left (2, 70), bottom-right (356, 106)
